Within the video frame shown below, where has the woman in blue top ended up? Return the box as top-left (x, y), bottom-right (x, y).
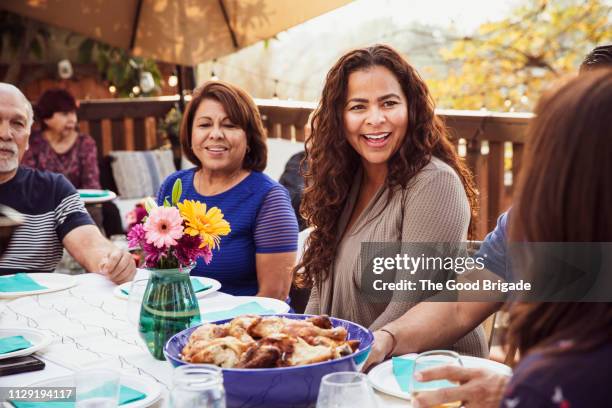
top-left (157, 81), bottom-right (298, 298)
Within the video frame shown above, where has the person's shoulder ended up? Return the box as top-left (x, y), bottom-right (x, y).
top-left (17, 166), bottom-right (70, 187)
top-left (511, 343), bottom-right (612, 391)
top-left (402, 157), bottom-right (461, 194)
top-left (78, 133), bottom-right (97, 145)
top-left (13, 167), bottom-right (76, 209)
top-left (420, 156), bottom-right (460, 178)
top-left (249, 171), bottom-right (282, 189)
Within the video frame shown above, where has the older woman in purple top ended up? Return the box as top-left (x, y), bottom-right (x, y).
top-left (23, 88), bottom-right (100, 189)
top-left (157, 81), bottom-right (298, 299)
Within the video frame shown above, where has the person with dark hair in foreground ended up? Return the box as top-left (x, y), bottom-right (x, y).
top-left (495, 69), bottom-right (612, 408)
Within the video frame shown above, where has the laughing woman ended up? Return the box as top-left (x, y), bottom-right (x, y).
top-left (157, 81), bottom-right (298, 299)
top-left (298, 45), bottom-right (487, 358)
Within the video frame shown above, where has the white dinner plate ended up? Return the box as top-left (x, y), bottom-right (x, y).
top-left (199, 295), bottom-right (290, 321)
top-left (113, 276), bottom-right (222, 300)
top-left (77, 189), bottom-right (117, 204)
top-left (0, 273), bottom-right (77, 299)
top-left (24, 374), bottom-right (161, 408)
top-left (368, 353), bottom-right (512, 400)
top-left (0, 328), bottom-right (53, 360)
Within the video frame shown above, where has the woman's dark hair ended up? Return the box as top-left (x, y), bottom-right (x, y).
top-left (580, 44), bottom-right (612, 72)
top-left (296, 44), bottom-right (477, 288)
top-left (180, 80), bottom-right (267, 171)
top-left (34, 88), bottom-right (78, 130)
top-left (507, 70), bottom-right (612, 358)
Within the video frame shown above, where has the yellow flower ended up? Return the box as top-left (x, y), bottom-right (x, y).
top-left (177, 200), bottom-right (231, 249)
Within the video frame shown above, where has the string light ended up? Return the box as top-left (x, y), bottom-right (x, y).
top-left (109, 85), bottom-right (117, 94)
top-left (168, 74), bottom-right (178, 87)
top-left (132, 86), bottom-right (141, 95)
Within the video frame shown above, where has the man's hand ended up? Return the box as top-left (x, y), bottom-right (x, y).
top-left (412, 366), bottom-right (509, 408)
top-left (362, 330), bottom-right (394, 372)
top-left (99, 247), bottom-right (136, 284)
top-left (63, 225), bottom-right (136, 284)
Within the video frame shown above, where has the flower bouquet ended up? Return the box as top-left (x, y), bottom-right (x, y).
top-left (126, 179), bottom-right (230, 359)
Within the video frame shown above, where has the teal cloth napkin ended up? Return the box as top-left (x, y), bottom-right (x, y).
top-left (0, 273), bottom-right (48, 292)
top-left (10, 385), bottom-right (146, 407)
top-left (78, 190), bottom-right (111, 198)
top-left (392, 356), bottom-right (415, 393)
top-left (0, 335), bottom-right (33, 354)
top-left (202, 301), bottom-right (275, 322)
top-left (121, 278), bottom-right (212, 295)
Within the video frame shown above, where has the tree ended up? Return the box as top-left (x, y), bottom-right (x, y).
top-left (427, 0), bottom-right (611, 111)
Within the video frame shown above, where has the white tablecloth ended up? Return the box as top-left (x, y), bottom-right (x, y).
top-left (0, 273), bottom-right (409, 407)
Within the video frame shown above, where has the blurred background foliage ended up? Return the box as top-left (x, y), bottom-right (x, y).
top-left (427, 0), bottom-right (611, 111)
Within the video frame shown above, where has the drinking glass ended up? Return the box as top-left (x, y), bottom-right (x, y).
top-left (170, 364), bottom-right (226, 408)
top-left (74, 368), bottom-right (120, 408)
top-left (316, 372), bottom-right (378, 408)
top-left (411, 350), bottom-right (463, 408)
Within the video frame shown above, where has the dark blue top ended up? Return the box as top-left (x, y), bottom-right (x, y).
top-left (502, 342), bottom-right (612, 407)
top-left (157, 169), bottom-right (298, 296)
top-left (0, 166), bottom-right (94, 274)
top-left (474, 211), bottom-right (510, 280)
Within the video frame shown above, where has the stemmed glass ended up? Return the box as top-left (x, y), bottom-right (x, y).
top-left (411, 350), bottom-right (463, 408)
top-left (316, 372), bottom-right (378, 408)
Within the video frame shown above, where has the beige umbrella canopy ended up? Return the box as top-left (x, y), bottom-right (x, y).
top-left (2, 0), bottom-right (351, 66)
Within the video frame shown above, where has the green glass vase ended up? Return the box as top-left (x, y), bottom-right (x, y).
top-left (139, 264), bottom-right (201, 360)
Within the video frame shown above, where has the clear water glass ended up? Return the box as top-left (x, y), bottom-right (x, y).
top-left (74, 368), bottom-right (120, 408)
top-left (316, 372), bottom-right (378, 408)
top-left (170, 364), bottom-right (226, 408)
top-left (411, 350), bottom-right (463, 408)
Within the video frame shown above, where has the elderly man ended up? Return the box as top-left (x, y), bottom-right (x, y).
top-left (0, 83), bottom-right (135, 283)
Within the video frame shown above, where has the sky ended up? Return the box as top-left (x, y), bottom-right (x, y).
top-left (197, 0), bottom-right (521, 101)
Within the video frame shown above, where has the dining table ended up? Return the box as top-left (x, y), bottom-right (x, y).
top-left (0, 271), bottom-right (411, 407)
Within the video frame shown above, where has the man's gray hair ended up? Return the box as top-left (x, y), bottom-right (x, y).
top-left (0, 82), bottom-right (34, 131)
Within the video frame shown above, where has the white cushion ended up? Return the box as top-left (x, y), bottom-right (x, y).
top-left (110, 150), bottom-right (176, 199)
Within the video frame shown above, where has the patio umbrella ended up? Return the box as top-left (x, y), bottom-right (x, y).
top-left (2, 0), bottom-right (351, 66)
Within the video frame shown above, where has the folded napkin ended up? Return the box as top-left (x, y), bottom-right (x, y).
top-left (392, 356), bottom-right (415, 393)
top-left (78, 190), bottom-right (111, 198)
top-left (10, 385), bottom-right (146, 408)
top-left (121, 278), bottom-right (212, 295)
top-left (0, 335), bottom-right (33, 354)
top-left (0, 273), bottom-right (48, 292)
top-left (202, 301), bottom-right (275, 322)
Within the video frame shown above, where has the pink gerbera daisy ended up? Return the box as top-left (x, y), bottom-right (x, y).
top-left (143, 206), bottom-right (184, 248)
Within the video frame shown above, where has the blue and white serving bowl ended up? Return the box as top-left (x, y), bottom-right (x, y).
top-left (164, 313), bottom-right (374, 408)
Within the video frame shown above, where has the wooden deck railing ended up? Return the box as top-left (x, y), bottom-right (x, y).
top-left (77, 96), bottom-right (531, 239)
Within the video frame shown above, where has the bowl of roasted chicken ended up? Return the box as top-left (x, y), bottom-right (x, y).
top-left (164, 313), bottom-right (373, 408)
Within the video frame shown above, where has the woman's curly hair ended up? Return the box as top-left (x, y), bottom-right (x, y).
top-left (295, 44), bottom-right (477, 288)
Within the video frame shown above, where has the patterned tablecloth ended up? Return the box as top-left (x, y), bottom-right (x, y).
top-left (0, 273), bottom-right (408, 407)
